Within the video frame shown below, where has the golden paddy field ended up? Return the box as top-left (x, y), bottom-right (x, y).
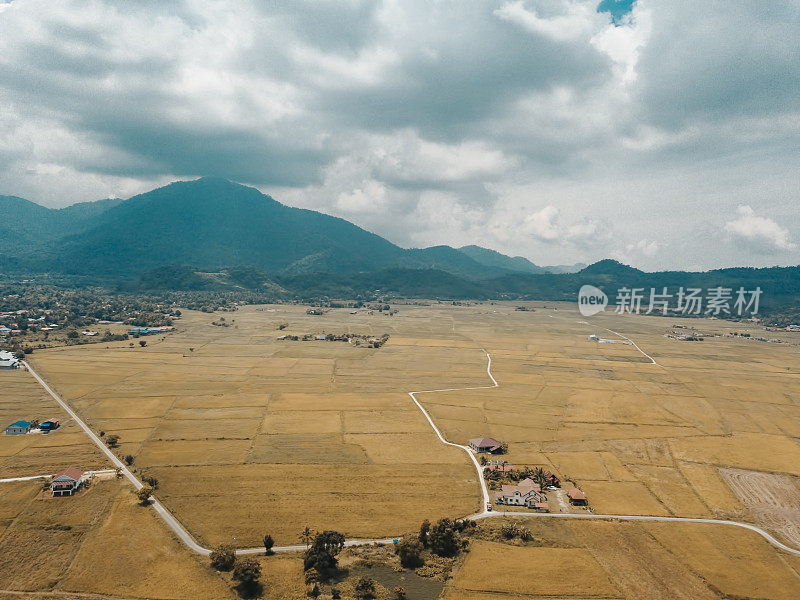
top-left (3, 300), bottom-right (800, 598)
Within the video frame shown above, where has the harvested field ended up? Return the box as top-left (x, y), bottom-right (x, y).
top-left (0, 369), bottom-right (107, 478)
top-left (720, 467), bottom-right (800, 547)
top-left (7, 301), bottom-right (800, 598)
top-left (449, 540), bottom-right (621, 597)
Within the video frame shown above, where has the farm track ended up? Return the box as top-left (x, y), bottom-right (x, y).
top-left (21, 341), bottom-right (800, 557)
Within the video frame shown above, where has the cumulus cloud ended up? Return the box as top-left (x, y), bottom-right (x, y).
top-left (724, 205), bottom-right (796, 253)
top-left (0, 0), bottom-right (797, 270)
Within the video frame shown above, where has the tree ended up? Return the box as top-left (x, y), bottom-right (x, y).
top-left (418, 519), bottom-right (430, 547)
top-left (124, 454), bottom-right (134, 465)
top-left (353, 577), bottom-right (377, 600)
top-left (210, 544), bottom-right (236, 571)
top-left (479, 455), bottom-right (487, 466)
top-left (141, 474), bottom-right (159, 488)
top-left (330, 588), bottom-right (341, 599)
top-left (301, 526), bottom-right (314, 549)
top-left (428, 518), bottom-right (459, 557)
top-left (106, 434), bottom-right (119, 448)
top-left (232, 557), bottom-right (261, 590)
top-left (263, 533), bottom-right (274, 555)
top-left (395, 539), bottom-right (424, 568)
top-left (139, 340), bottom-right (147, 347)
top-left (29, 419), bottom-right (40, 429)
top-left (304, 530), bottom-right (345, 572)
top-left (136, 484), bottom-right (153, 506)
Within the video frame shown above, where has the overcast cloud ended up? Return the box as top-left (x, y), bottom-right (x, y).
top-left (0, 0), bottom-right (798, 270)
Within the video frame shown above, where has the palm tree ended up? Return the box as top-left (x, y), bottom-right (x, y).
top-left (301, 526), bottom-right (314, 550)
top-left (533, 467), bottom-right (548, 489)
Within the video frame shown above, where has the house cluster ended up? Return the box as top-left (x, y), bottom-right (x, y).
top-left (5, 418), bottom-right (60, 435)
top-left (0, 350), bottom-right (20, 369)
top-left (127, 326), bottom-right (174, 336)
top-left (588, 334), bottom-right (632, 345)
top-left (665, 330), bottom-right (705, 341)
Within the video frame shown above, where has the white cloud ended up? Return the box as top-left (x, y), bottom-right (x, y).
top-left (494, 1), bottom-right (600, 43)
top-left (0, 0), bottom-right (797, 270)
top-left (724, 205), bottom-right (796, 252)
top-left (335, 179), bottom-right (388, 214)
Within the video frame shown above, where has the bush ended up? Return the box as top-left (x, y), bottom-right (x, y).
top-left (232, 557), bottom-right (261, 587)
top-left (353, 577), bottom-right (377, 600)
top-left (141, 474), bottom-right (159, 488)
top-left (428, 518), bottom-right (460, 557)
top-left (136, 484), bottom-right (153, 506)
top-left (105, 434), bottom-right (119, 448)
top-left (395, 539), bottom-right (424, 568)
top-left (210, 544), bottom-right (236, 571)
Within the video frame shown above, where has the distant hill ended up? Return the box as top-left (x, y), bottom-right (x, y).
top-left (457, 245), bottom-right (547, 274)
top-left (0, 195), bottom-right (123, 252)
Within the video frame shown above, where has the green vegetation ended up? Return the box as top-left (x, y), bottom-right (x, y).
top-left (209, 544), bottom-right (236, 571)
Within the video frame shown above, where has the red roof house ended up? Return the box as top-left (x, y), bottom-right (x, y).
top-left (567, 487), bottom-right (587, 505)
top-left (51, 467), bottom-right (85, 497)
top-left (469, 437), bottom-right (503, 453)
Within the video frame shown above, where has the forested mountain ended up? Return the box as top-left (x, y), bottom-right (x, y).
top-left (1, 178), bottom-right (798, 313)
top-left (1, 178), bottom-right (537, 280)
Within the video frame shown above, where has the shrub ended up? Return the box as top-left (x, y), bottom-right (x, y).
top-left (209, 544), bottom-right (236, 571)
top-left (232, 557), bottom-right (261, 588)
top-left (353, 577), bottom-right (376, 600)
top-left (395, 539), bottom-right (424, 568)
top-left (136, 484), bottom-right (153, 506)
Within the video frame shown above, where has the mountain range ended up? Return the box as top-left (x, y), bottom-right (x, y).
top-left (1, 178), bottom-right (798, 313)
top-left (0, 178), bottom-right (581, 280)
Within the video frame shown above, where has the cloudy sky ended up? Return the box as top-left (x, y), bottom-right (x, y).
top-left (1, 0), bottom-right (798, 270)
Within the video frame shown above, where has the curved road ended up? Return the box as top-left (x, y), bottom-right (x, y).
top-left (21, 344), bottom-right (800, 557)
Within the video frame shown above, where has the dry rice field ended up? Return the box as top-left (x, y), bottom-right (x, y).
top-left (4, 300), bottom-right (800, 598)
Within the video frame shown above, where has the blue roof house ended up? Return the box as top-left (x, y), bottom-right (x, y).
top-left (5, 420), bottom-right (31, 435)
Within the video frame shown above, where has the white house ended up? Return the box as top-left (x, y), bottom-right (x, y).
top-left (494, 478), bottom-right (544, 508)
top-left (0, 350), bottom-right (20, 369)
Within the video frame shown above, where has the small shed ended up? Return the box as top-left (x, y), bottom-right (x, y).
top-left (40, 418), bottom-right (60, 432)
top-left (5, 420), bottom-right (31, 435)
top-left (52, 467), bottom-right (85, 497)
top-left (469, 437), bottom-right (503, 453)
top-left (567, 488), bottom-right (587, 505)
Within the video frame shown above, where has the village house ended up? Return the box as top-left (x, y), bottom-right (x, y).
top-left (40, 418), bottom-right (60, 432)
top-left (568, 487), bottom-right (588, 506)
top-left (0, 350), bottom-right (20, 369)
top-left (494, 478), bottom-right (545, 508)
top-left (469, 436), bottom-right (503, 453)
top-left (51, 467), bottom-right (85, 497)
top-left (5, 420), bottom-right (31, 435)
